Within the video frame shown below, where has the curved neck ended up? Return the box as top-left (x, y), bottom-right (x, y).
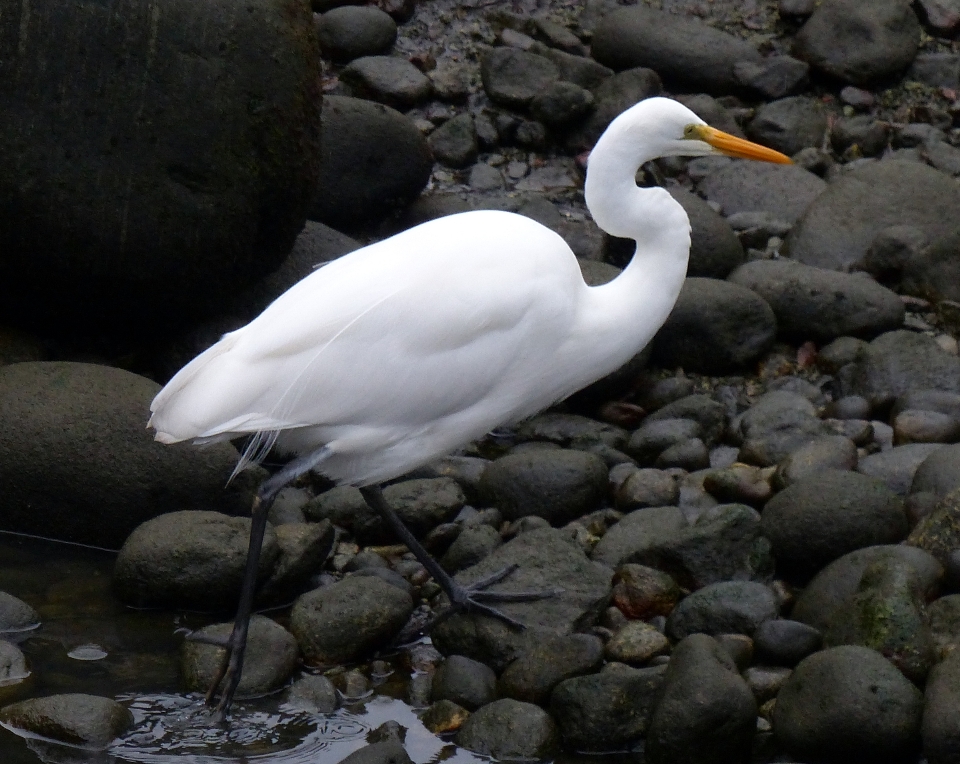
top-left (565, 124), bottom-right (692, 380)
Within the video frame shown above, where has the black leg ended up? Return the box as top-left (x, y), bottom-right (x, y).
top-left (194, 445), bottom-right (331, 720)
top-left (358, 485), bottom-right (561, 630)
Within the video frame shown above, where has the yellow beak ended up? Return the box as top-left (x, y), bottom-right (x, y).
top-left (692, 125), bottom-right (793, 164)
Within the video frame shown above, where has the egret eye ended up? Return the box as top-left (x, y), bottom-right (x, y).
top-left (683, 124), bottom-right (699, 139)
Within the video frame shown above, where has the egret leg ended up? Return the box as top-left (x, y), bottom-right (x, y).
top-left (358, 486), bottom-right (562, 630)
top-left (194, 446), bottom-right (331, 721)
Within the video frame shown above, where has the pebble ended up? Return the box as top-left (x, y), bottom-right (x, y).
top-left (497, 633), bottom-right (604, 705)
top-left (0, 592), bottom-right (40, 634)
top-left (753, 619), bottom-right (823, 666)
top-left (666, 581), bottom-right (778, 640)
top-left (611, 564), bottom-right (682, 619)
top-left (604, 621), bottom-right (671, 664)
top-left (480, 48), bottom-right (560, 109)
top-left (748, 96), bottom-right (828, 157)
top-left (614, 467), bottom-right (680, 510)
top-left (699, 162), bottom-right (826, 225)
top-left (428, 113), bottom-right (478, 168)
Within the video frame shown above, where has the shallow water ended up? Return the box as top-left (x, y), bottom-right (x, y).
top-left (0, 533), bottom-right (648, 764)
top-left (0, 532), bottom-right (492, 764)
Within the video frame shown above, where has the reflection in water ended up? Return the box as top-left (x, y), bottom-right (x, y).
top-left (0, 534), bottom-right (492, 764)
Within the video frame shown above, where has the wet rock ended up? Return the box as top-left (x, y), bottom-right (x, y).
top-left (893, 390), bottom-right (960, 420)
top-left (761, 470), bottom-right (907, 580)
top-left (734, 55), bottom-right (810, 99)
top-left (818, 336), bottom-right (869, 372)
top-left (339, 740), bottom-right (414, 764)
top-left (0, 0), bottom-right (320, 337)
top-left (832, 115), bottom-right (892, 158)
top-left (440, 525), bottom-right (501, 573)
top-left (836, 330), bottom-right (960, 409)
top-left (497, 633), bottom-right (604, 705)
top-left (591, 6), bottom-right (761, 95)
top-left (784, 161), bottom-right (960, 271)
top-left (384, 478), bottom-right (466, 537)
top-left (703, 465), bottom-right (774, 506)
top-left (645, 395), bottom-right (728, 446)
top-left (420, 699), bottom-right (469, 734)
top-left (290, 576), bottom-right (413, 664)
top-left (864, 225), bottom-right (960, 305)
top-left (431, 655), bottom-right (496, 711)
top-left (668, 187), bottom-right (745, 279)
top-left (114, 511), bottom-right (279, 610)
top-left (894, 409), bottom-right (960, 445)
top-left (516, 413), bottom-right (628, 450)
top-left (287, 673), bottom-right (339, 713)
top-left (907, 488), bottom-right (960, 565)
top-left (479, 449), bottom-right (607, 524)
top-left (431, 528), bottom-right (612, 671)
top-left (316, 6), bottom-right (396, 62)
top-left (304, 485), bottom-right (378, 539)
top-left (256, 521), bottom-right (336, 604)
top-left (773, 646), bottom-right (923, 762)
top-left (744, 665), bottom-right (791, 704)
top-left (614, 469), bottom-right (680, 512)
top-left (793, 0), bottom-right (921, 85)
top-left (753, 619), bottom-right (822, 666)
top-left (591, 506), bottom-right (685, 566)
top-left (857, 443), bottom-right (945, 496)
top-left (340, 56), bottom-right (433, 108)
top-left (928, 594), bottom-right (960, 656)
top-left (728, 260), bottom-right (903, 342)
top-left (791, 545), bottom-right (944, 631)
top-left (646, 634), bottom-right (756, 764)
top-left (773, 435), bottom-right (858, 488)
top-left (480, 48), bottom-right (560, 109)
top-left (611, 564), bottom-right (681, 619)
top-left (534, 45), bottom-right (613, 90)
top-left (566, 67), bottom-right (662, 150)
top-left (747, 96), bottom-right (828, 157)
top-left (0, 694), bottom-right (133, 749)
top-left (549, 663), bottom-right (665, 750)
top-left (923, 650), bottom-right (960, 764)
top-left (455, 698), bottom-right (558, 760)
top-left (182, 615), bottom-right (298, 696)
top-left (652, 278), bottom-right (776, 374)
top-left (0, 363), bottom-right (254, 548)
top-left (627, 418), bottom-right (701, 465)
top-left (0, 641), bottom-right (29, 687)
top-left (735, 390), bottom-right (828, 467)
top-left (0, 592), bottom-right (40, 633)
top-left (911, 443), bottom-right (960, 499)
top-left (529, 81), bottom-right (594, 126)
top-left (605, 621), bottom-right (671, 664)
top-left (311, 96), bottom-right (432, 230)
top-left (656, 438), bottom-right (709, 471)
top-left (428, 114), bottom-right (478, 169)
top-left (665, 581), bottom-right (778, 640)
top-left (824, 560), bottom-right (936, 683)
top-left (699, 162), bottom-right (826, 224)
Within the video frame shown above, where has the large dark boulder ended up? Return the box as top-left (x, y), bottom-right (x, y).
top-left (0, 362), bottom-right (254, 548)
top-left (0, 0), bottom-right (322, 338)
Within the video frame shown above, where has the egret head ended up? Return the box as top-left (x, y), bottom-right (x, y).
top-left (597, 97), bottom-right (792, 165)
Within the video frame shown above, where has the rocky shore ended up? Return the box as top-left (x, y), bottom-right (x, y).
top-left (2, 0), bottom-right (960, 762)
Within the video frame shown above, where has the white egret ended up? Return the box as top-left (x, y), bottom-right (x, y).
top-left (148, 96), bottom-right (790, 717)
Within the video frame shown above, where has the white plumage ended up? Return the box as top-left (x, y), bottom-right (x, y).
top-left (149, 97), bottom-right (790, 487)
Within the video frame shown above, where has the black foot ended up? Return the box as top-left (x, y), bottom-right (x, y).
top-left (185, 628), bottom-right (245, 722)
top-left (433, 564), bottom-right (564, 630)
